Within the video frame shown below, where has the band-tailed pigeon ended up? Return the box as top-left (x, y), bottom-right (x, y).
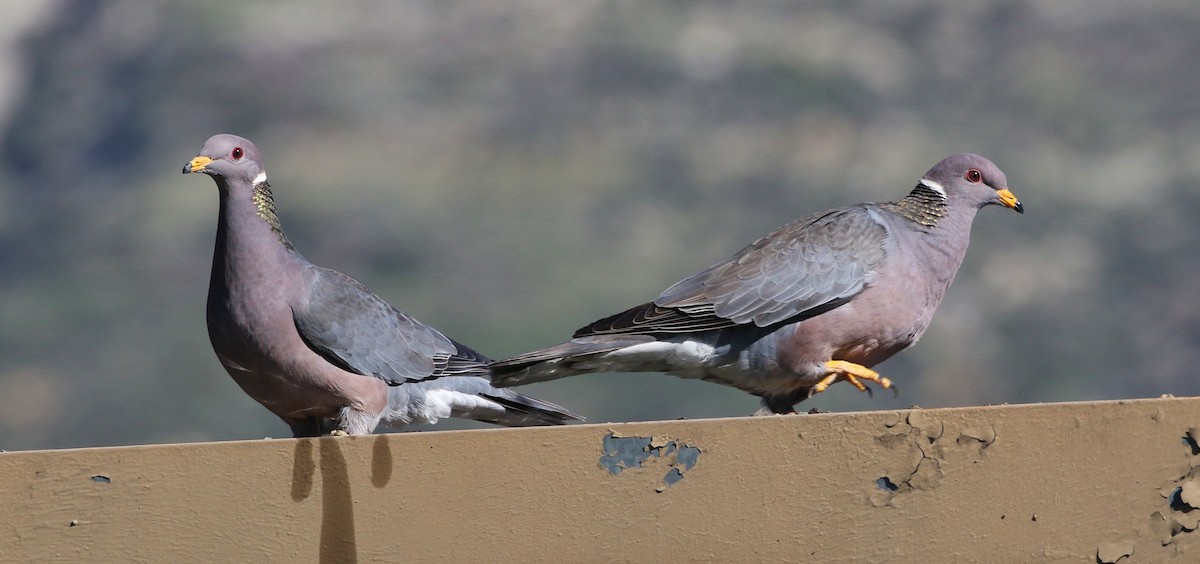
top-left (183, 134), bottom-right (582, 436)
top-left (491, 154), bottom-right (1023, 414)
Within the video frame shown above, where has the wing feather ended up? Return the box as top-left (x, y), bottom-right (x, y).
top-left (576, 205), bottom-right (889, 336)
top-left (292, 267), bottom-right (488, 385)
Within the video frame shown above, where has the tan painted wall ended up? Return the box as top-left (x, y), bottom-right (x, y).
top-left (2, 397), bottom-right (1198, 562)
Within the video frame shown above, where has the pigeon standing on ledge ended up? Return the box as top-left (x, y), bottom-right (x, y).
top-left (183, 134), bottom-right (582, 437)
top-left (491, 154), bottom-right (1023, 415)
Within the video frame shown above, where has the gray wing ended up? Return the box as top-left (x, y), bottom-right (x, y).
top-left (577, 205), bottom-right (889, 336)
top-left (292, 266), bottom-right (489, 385)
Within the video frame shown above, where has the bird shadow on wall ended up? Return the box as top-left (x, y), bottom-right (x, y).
top-left (290, 435), bottom-right (395, 563)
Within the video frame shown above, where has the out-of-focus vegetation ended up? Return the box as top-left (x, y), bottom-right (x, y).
top-left (1, 1), bottom-right (1198, 450)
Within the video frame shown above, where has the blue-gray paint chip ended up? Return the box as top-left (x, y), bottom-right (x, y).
top-left (599, 433), bottom-right (701, 488)
top-left (676, 445), bottom-right (700, 471)
top-left (1184, 432), bottom-right (1200, 456)
top-left (599, 435), bottom-right (654, 475)
top-left (91, 475), bottom-right (111, 484)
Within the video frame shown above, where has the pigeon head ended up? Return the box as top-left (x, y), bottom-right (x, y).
top-left (183, 134), bottom-right (288, 244)
top-left (920, 153), bottom-right (1023, 214)
top-left (182, 134), bottom-right (266, 187)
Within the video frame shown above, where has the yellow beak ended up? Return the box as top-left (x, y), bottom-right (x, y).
top-left (182, 155), bottom-right (213, 174)
top-left (997, 188), bottom-right (1024, 214)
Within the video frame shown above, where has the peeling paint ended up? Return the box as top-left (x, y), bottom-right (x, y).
top-left (1184, 428), bottom-right (1200, 456)
top-left (870, 411), bottom-right (1001, 509)
top-left (599, 433), bottom-right (701, 491)
top-left (873, 411), bottom-right (951, 504)
top-left (676, 445), bottom-right (700, 471)
top-left (956, 426), bottom-right (997, 450)
top-left (1180, 477), bottom-right (1200, 508)
top-left (1096, 539), bottom-right (1134, 563)
top-left (1150, 511), bottom-right (1174, 546)
top-left (1148, 429), bottom-right (1200, 548)
top-left (598, 435), bottom-right (653, 476)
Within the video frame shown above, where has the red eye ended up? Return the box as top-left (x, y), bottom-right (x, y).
top-left (231, 147), bottom-right (244, 159)
top-left (965, 169), bottom-right (982, 183)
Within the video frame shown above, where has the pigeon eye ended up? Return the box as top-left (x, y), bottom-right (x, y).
top-left (965, 169), bottom-right (982, 183)
top-left (232, 147), bottom-right (244, 160)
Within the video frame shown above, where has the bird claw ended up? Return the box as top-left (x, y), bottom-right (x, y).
top-left (811, 360), bottom-right (895, 399)
top-left (329, 430), bottom-right (349, 437)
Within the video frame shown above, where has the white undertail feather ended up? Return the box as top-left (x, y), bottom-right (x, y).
top-left (335, 406), bottom-right (383, 435)
top-left (573, 339), bottom-right (718, 373)
top-left (413, 389), bottom-right (503, 424)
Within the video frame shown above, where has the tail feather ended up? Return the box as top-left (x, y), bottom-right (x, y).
top-left (478, 391), bottom-right (584, 426)
top-left (489, 335), bottom-right (659, 387)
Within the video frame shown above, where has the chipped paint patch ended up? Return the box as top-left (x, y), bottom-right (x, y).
top-left (599, 432), bottom-right (701, 491)
top-left (1096, 539), bottom-right (1134, 563)
top-left (1183, 427), bottom-right (1200, 456)
top-left (598, 434), bottom-right (653, 475)
top-left (872, 411), bottom-right (944, 506)
top-left (1151, 430), bottom-right (1200, 547)
top-left (871, 410), bottom-right (996, 507)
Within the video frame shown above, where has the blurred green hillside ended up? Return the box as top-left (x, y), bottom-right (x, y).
top-left (1, 1), bottom-right (1198, 450)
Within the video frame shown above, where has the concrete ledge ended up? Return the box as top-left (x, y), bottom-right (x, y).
top-left (3, 397), bottom-right (1199, 562)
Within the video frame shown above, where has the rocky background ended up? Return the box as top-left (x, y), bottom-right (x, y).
top-left (1, 1), bottom-right (1197, 449)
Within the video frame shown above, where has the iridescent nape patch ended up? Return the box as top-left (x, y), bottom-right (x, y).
top-left (883, 183), bottom-right (948, 227)
top-left (251, 179), bottom-right (290, 246)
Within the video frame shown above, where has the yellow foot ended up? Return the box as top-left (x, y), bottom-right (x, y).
top-left (329, 430), bottom-right (350, 437)
top-left (811, 360), bottom-right (896, 398)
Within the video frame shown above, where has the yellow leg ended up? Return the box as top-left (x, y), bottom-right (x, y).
top-left (811, 360), bottom-right (895, 396)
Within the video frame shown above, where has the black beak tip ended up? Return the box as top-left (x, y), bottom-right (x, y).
top-left (1014, 202), bottom-right (1024, 214)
